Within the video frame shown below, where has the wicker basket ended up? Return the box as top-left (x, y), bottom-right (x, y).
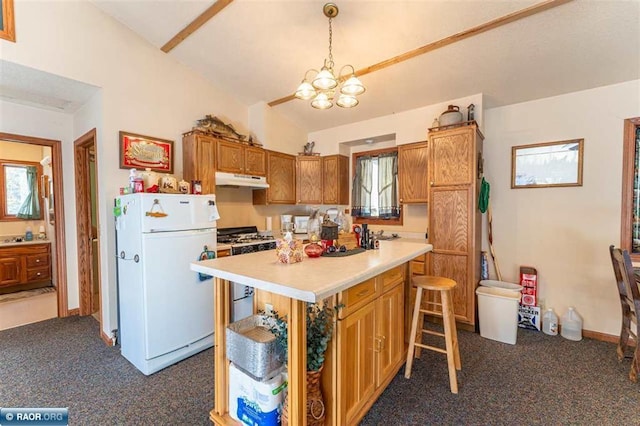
top-left (281, 368), bottom-right (325, 426)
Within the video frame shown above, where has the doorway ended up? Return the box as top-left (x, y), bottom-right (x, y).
top-left (0, 132), bottom-right (68, 316)
top-left (74, 129), bottom-right (103, 333)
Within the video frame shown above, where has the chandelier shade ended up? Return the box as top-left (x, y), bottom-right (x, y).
top-left (294, 3), bottom-right (365, 110)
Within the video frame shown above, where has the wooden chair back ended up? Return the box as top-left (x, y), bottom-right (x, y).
top-left (609, 245), bottom-right (640, 325)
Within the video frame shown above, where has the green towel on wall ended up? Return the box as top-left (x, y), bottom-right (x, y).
top-left (478, 178), bottom-right (490, 213)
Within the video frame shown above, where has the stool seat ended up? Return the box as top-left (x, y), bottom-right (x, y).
top-left (412, 275), bottom-right (457, 291)
top-left (405, 275), bottom-right (461, 393)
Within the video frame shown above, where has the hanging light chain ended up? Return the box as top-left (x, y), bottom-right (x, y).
top-left (327, 17), bottom-right (334, 71)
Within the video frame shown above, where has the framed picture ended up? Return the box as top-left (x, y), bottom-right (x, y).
top-left (119, 131), bottom-right (174, 174)
top-left (0, 0), bottom-right (15, 42)
top-left (511, 139), bottom-right (584, 189)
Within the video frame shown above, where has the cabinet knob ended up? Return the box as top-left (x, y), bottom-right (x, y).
top-left (36, 272), bottom-right (41, 276)
top-left (36, 259), bottom-right (40, 263)
top-left (430, 181), bottom-right (434, 186)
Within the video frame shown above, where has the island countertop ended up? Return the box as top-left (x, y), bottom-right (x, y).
top-left (191, 239), bottom-right (432, 303)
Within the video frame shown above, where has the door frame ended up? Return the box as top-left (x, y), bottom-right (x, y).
top-left (74, 129), bottom-right (102, 322)
top-left (0, 132), bottom-right (69, 316)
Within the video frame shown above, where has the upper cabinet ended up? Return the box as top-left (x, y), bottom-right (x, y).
top-left (322, 154), bottom-right (349, 205)
top-left (296, 156), bottom-right (323, 205)
top-left (182, 132), bottom-right (217, 195)
top-left (398, 141), bottom-right (429, 204)
top-left (217, 139), bottom-right (266, 176)
top-left (253, 151), bottom-right (296, 205)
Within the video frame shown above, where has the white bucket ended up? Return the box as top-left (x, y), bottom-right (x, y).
top-left (476, 286), bottom-right (521, 345)
top-left (479, 280), bottom-right (523, 293)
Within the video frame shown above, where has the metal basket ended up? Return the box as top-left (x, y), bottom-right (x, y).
top-left (226, 315), bottom-right (283, 381)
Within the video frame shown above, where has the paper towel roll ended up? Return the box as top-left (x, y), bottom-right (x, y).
top-left (266, 217), bottom-right (272, 231)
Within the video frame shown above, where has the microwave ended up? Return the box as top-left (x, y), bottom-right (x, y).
top-left (293, 216), bottom-right (309, 234)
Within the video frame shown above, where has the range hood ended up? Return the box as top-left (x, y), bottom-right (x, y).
top-left (215, 171), bottom-right (269, 189)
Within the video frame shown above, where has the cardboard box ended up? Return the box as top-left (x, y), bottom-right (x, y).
top-left (518, 305), bottom-right (541, 331)
top-left (520, 266), bottom-right (538, 306)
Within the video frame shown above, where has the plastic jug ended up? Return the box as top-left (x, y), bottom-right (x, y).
top-left (560, 307), bottom-right (583, 341)
top-left (542, 308), bottom-right (558, 336)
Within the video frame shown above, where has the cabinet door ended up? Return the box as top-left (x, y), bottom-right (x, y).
top-left (297, 156), bottom-right (323, 204)
top-left (182, 133), bottom-right (216, 195)
top-left (376, 283), bottom-right (405, 386)
top-left (398, 141), bottom-right (429, 203)
top-left (323, 155), bottom-right (349, 205)
top-left (429, 186), bottom-right (473, 323)
top-left (244, 146), bottom-right (266, 176)
top-left (337, 301), bottom-right (377, 425)
top-left (253, 151), bottom-right (296, 205)
top-left (0, 256), bottom-right (21, 286)
top-left (216, 140), bottom-right (244, 174)
top-left (430, 128), bottom-right (474, 187)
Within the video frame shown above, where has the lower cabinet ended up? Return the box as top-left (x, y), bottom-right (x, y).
top-left (0, 243), bottom-right (52, 288)
top-left (336, 272), bottom-right (405, 425)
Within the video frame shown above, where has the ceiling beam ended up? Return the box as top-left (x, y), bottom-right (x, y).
top-left (161, 0), bottom-right (235, 53)
top-left (268, 0), bottom-right (573, 107)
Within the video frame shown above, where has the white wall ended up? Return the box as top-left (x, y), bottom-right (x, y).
top-left (483, 80), bottom-right (640, 336)
top-left (1, 1), bottom-right (249, 337)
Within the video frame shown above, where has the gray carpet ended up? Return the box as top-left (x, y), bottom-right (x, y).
top-left (1, 316), bottom-right (639, 425)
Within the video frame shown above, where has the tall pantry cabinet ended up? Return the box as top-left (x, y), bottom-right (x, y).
top-left (428, 123), bottom-right (484, 327)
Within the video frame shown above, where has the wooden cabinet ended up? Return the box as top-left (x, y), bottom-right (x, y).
top-left (398, 141), bottom-right (429, 203)
top-left (296, 156), bottom-right (323, 204)
top-left (216, 248), bottom-right (231, 258)
top-left (182, 132), bottom-right (217, 195)
top-left (428, 124), bottom-right (483, 326)
top-left (336, 269), bottom-right (405, 425)
top-left (253, 151), bottom-right (296, 205)
top-left (0, 243), bottom-right (51, 288)
top-left (216, 139), bottom-right (266, 176)
top-left (322, 155), bottom-right (349, 205)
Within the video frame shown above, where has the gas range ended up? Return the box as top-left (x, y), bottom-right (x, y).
top-left (217, 226), bottom-right (276, 255)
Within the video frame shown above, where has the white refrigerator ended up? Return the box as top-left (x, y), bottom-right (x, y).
top-left (115, 193), bottom-right (219, 375)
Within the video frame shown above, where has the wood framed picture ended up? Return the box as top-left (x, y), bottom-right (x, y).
top-left (511, 139), bottom-right (584, 189)
top-left (119, 131), bottom-right (174, 174)
top-left (0, 0), bottom-right (16, 42)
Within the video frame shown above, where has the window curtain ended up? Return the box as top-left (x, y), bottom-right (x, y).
top-left (351, 155), bottom-right (373, 217)
top-left (377, 152), bottom-right (400, 218)
top-left (16, 166), bottom-right (40, 219)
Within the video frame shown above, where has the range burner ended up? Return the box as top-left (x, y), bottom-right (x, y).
top-left (217, 226), bottom-right (276, 255)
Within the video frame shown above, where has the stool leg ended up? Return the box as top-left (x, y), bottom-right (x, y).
top-left (405, 287), bottom-right (423, 379)
top-left (449, 296), bottom-right (461, 371)
top-left (415, 302), bottom-right (425, 358)
top-left (441, 289), bottom-right (458, 393)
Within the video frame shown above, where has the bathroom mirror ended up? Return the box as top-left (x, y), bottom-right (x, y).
top-left (511, 139), bottom-right (584, 189)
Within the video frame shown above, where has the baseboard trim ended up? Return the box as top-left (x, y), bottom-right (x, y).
top-left (100, 329), bottom-right (114, 347)
top-left (67, 308), bottom-right (79, 316)
top-left (583, 329), bottom-right (618, 344)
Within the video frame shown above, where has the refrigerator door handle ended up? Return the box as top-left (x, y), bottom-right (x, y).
top-left (119, 251), bottom-right (140, 263)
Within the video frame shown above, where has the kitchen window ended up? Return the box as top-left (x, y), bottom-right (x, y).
top-left (0, 160), bottom-right (43, 221)
top-left (351, 148), bottom-right (402, 225)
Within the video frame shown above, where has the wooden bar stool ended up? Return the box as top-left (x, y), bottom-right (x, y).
top-left (404, 275), bottom-right (461, 393)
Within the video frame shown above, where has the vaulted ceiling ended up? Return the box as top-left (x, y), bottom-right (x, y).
top-left (5, 1), bottom-right (640, 133)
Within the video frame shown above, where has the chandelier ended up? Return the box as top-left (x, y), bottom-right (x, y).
top-left (294, 3), bottom-right (366, 109)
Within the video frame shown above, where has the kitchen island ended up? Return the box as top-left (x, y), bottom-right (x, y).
top-left (191, 239), bottom-right (432, 425)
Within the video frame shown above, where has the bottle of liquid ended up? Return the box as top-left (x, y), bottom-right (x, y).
top-left (560, 307), bottom-right (583, 341)
top-left (25, 226), bottom-right (33, 241)
top-left (542, 308), bottom-right (558, 336)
